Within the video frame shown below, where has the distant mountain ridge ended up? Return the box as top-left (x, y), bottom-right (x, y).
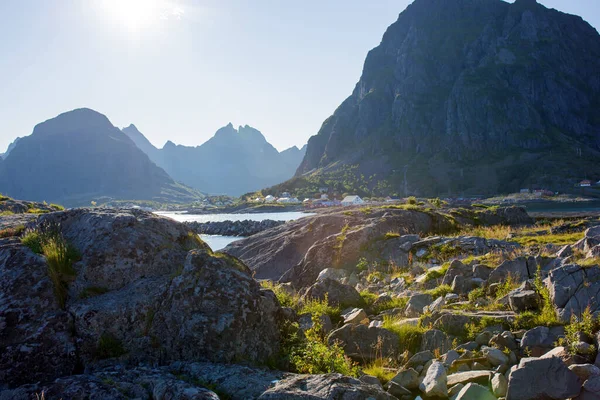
top-left (292, 0), bottom-right (600, 196)
top-left (123, 124), bottom-right (306, 196)
top-left (0, 109), bottom-right (202, 206)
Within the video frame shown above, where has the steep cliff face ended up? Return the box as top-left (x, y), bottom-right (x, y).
top-left (124, 124), bottom-right (306, 196)
top-left (0, 109), bottom-right (201, 206)
top-left (297, 0), bottom-right (600, 195)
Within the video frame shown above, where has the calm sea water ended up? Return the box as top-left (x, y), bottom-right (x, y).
top-left (155, 211), bottom-right (314, 250)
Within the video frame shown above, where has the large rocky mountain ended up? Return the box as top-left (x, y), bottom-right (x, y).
top-left (295, 0), bottom-right (600, 196)
top-left (0, 108), bottom-right (202, 206)
top-left (123, 123), bottom-right (306, 196)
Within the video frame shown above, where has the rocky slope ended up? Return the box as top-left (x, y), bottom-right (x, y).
top-left (0, 207), bottom-right (395, 399)
top-left (224, 205), bottom-right (533, 284)
top-left (0, 109), bottom-right (202, 206)
top-left (3, 202), bottom-right (600, 399)
top-left (292, 0), bottom-right (600, 196)
top-left (123, 123), bottom-right (306, 196)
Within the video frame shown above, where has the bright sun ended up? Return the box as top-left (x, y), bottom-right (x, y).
top-left (97, 0), bottom-right (183, 33)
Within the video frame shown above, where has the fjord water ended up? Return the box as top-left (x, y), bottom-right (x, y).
top-left (156, 211), bottom-right (313, 250)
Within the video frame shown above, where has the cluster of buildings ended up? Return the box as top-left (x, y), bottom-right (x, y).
top-left (252, 191), bottom-right (406, 208)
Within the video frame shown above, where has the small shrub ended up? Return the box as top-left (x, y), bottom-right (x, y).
top-left (50, 203), bottom-right (65, 211)
top-left (356, 257), bottom-right (369, 272)
top-left (0, 194), bottom-right (10, 201)
top-left (495, 273), bottom-right (520, 300)
top-left (96, 333), bottom-right (127, 359)
top-left (261, 280), bottom-right (298, 308)
top-left (363, 360), bottom-right (396, 384)
top-left (21, 229), bottom-right (43, 254)
top-left (426, 284), bottom-right (453, 299)
top-left (424, 263), bottom-right (449, 282)
top-left (563, 307), bottom-right (597, 355)
top-left (0, 210), bottom-right (14, 216)
top-left (382, 316), bottom-right (424, 354)
top-left (299, 295), bottom-right (342, 323)
top-left (290, 317), bottom-right (358, 376)
top-left (22, 226), bottom-right (80, 308)
top-left (406, 196), bottom-right (417, 205)
top-left (468, 286), bottom-right (486, 303)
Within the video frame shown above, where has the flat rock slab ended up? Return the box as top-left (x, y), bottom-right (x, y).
top-left (447, 371), bottom-right (492, 387)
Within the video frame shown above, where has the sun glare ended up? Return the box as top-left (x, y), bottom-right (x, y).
top-left (97, 0), bottom-right (184, 33)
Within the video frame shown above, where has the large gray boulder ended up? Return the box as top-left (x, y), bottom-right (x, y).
top-left (328, 324), bottom-right (400, 362)
top-left (258, 373), bottom-right (397, 399)
top-left (421, 329), bottom-right (451, 354)
top-left (404, 293), bottom-right (433, 317)
top-left (546, 264), bottom-right (600, 323)
top-left (488, 257), bottom-right (537, 284)
top-left (419, 361), bottom-right (447, 397)
top-left (520, 326), bottom-right (565, 357)
top-left (37, 208), bottom-right (210, 296)
top-left (0, 366), bottom-right (220, 400)
top-left (456, 383), bottom-right (496, 400)
top-left (302, 278), bottom-right (363, 308)
top-left (506, 356), bottom-right (582, 400)
top-left (0, 238), bottom-right (77, 387)
top-left (0, 209), bottom-right (282, 388)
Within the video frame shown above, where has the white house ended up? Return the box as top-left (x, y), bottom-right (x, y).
top-left (277, 197), bottom-right (300, 204)
top-left (264, 195), bottom-right (276, 203)
top-left (341, 195), bottom-right (365, 206)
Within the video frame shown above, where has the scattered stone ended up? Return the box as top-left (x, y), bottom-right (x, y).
top-left (406, 351), bottom-right (435, 369)
top-left (456, 383), bottom-right (497, 400)
top-left (391, 368), bottom-right (419, 390)
top-left (447, 371), bottom-right (492, 387)
top-left (492, 373), bottom-right (508, 397)
top-left (302, 278), bottom-right (363, 308)
top-left (569, 364), bottom-right (600, 381)
top-left (387, 381), bottom-right (412, 397)
top-left (546, 264), bottom-right (600, 323)
top-left (424, 296), bottom-right (445, 313)
top-left (405, 294), bottom-right (433, 317)
top-left (506, 356), bottom-right (582, 400)
top-left (508, 289), bottom-right (540, 312)
top-left (476, 331), bottom-right (493, 346)
top-left (419, 361), bottom-right (447, 398)
top-left (359, 374), bottom-right (382, 387)
top-left (482, 346), bottom-right (509, 367)
top-left (421, 329), bottom-right (451, 354)
top-left (258, 373), bottom-right (397, 399)
top-left (443, 350), bottom-right (461, 366)
top-left (520, 326), bottom-right (565, 356)
top-left (343, 308), bottom-right (368, 325)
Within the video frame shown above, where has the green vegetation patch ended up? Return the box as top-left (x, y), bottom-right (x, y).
top-left (95, 333), bottom-right (127, 360)
top-left (382, 316), bottom-right (425, 354)
top-left (21, 226), bottom-right (81, 308)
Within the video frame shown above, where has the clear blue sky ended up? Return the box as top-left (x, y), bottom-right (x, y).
top-left (0, 0), bottom-right (598, 152)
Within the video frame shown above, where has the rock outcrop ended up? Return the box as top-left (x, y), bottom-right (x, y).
top-left (225, 205), bottom-right (531, 288)
top-left (0, 209), bottom-right (281, 388)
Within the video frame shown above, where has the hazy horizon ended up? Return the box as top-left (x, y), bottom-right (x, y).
top-left (1, 0), bottom-right (598, 153)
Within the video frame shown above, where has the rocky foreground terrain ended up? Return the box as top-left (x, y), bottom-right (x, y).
top-left (2, 201), bottom-right (600, 399)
